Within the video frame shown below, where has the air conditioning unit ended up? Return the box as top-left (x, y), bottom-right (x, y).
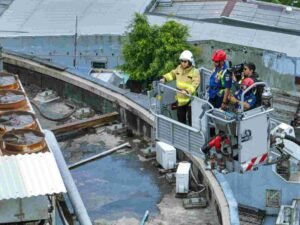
top-left (156, 141), bottom-right (176, 169)
top-left (176, 162), bottom-right (191, 194)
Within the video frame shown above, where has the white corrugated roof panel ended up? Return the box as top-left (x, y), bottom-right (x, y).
top-left (0, 152), bottom-right (66, 200)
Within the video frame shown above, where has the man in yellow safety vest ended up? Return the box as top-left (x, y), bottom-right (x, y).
top-left (160, 50), bottom-right (200, 125)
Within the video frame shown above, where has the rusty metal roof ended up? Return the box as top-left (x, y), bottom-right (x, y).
top-left (0, 152), bottom-right (66, 200)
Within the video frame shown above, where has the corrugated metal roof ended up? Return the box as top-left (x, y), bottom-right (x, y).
top-left (147, 15), bottom-right (300, 57)
top-left (0, 0), bottom-right (152, 36)
top-left (0, 0), bottom-right (13, 16)
top-left (151, 0), bottom-right (300, 32)
top-left (230, 2), bottom-right (300, 31)
top-left (154, 1), bottom-right (225, 19)
top-left (0, 152), bottom-right (66, 200)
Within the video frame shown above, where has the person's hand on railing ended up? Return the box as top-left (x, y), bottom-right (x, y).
top-left (181, 89), bottom-right (189, 95)
top-left (220, 102), bottom-right (228, 110)
top-left (159, 78), bottom-right (166, 83)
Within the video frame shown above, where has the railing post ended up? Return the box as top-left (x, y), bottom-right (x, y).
top-left (187, 129), bottom-right (190, 152)
top-left (171, 122), bottom-right (174, 145)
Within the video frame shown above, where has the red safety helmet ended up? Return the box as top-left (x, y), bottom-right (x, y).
top-left (241, 78), bottom-right (255, 90)
top-left (212, 49), bottom-right (227, 62)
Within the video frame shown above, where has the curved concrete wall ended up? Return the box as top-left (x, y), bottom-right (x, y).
top-left (2, 51), bottom-right (237, 225)
top-left (226, 165), bottom-right (300, 215)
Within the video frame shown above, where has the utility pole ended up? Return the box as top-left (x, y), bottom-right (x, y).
top-left (73, 16), bottom-right (78, 68)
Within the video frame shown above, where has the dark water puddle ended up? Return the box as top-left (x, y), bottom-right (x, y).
top-left (61, 140), bottom-right (172, 223)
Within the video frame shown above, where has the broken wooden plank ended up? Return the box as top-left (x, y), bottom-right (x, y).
top-left (50, 112), bottom-right (118, 134)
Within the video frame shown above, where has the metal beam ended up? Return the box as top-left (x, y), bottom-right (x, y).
top-left (50, 112), bottom-right (118, 134)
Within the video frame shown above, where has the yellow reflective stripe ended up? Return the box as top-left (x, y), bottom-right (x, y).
top-left (177, 80), bottom-right (188, 90)
top-left (177, 97), bottom-right (190, 106)
top-left (177, 81), bottom-right (196, 95)
top-left (176, 93), bottom-right (191, 106)
top-left (218, 89), bottom-right (224, 95)
top-left (238, 77), bottom-right (244, 84)
top-left (164, 73), bottom-right (174, 81)
top-left (187, 85), bottom-right (196, 94)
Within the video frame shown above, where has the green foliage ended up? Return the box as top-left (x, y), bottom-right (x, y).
top-left (121, 13), bottom-right (197, 81)
top-left (261, 0), bottom-right (300, 7)
top-left (121, 14), bottom-right (156, 80)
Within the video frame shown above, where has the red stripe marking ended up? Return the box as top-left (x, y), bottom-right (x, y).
top-left (251, 157), bottom-right (257, 164)
top-left (246, 163), bottom-right (253, 171)
top-left (259, 153), bottom-right (268, 164)
top-left (246, 157), bottom-right (257, 171)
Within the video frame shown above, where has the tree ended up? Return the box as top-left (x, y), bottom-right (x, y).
top-left (121, 13), bottom-right (196, 81)
top-left (148, 21), bottom-right (192, 79)
top-left (121, 13), bottom-right (156, 80)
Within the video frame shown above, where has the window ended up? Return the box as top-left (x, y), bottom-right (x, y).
top-left (92, 61), bottom-right (106, 69)
top-left (266, 189), bottom-right (281, 208)
top-left (91, 57), bottom-right (108, 69)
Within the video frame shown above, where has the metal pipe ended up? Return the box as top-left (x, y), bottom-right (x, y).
top-left (241, 108), bottom-right (274, 121)
top-left (205, 109), bottom-right (236, 123)
top-left (0, 45), bottom-right (3, 71)
top-left (44, 130), bottom-right (92, 225)
top-left (140, 210), bottom-right (149, 225)
top-left (68, 142), bottom-right (131, 169)
top-left (158, 83), bottom-right (214, 109)
top-left (56, 199), bottom-right (70, 225)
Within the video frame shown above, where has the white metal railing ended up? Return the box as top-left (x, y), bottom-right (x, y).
top-left (240, 81), bottom-right (268, 112)
top-left (148, 82), bottom-right (213, 154)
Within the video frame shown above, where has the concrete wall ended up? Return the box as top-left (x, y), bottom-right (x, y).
top-left (193, 40), bottom-right (300, 92)
top-left (226, 165), bottom-right (300, 215)
top-left (1, 36), bottom-right (300, 93)
top-left (187, 152), bottom-right (240, 225)
top-left (0, 35), bottom-right (124, 69)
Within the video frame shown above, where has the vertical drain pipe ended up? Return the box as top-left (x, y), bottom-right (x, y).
top-left (0, 45), bottom-right (3, 71)
top-left (44, 130), bottom-right (92, 225)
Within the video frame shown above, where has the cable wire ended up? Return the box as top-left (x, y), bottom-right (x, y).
top-left (31, 100), bottom-right (76, 121)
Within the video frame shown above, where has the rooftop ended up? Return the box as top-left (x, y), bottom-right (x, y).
top-left (147, 14), bottom-right (300, 57)
top-left (0, 0), bottom-right (151, 36)
top-left (0, 0), bottom-right (299, 58)
top-left (145, 0), bottom-right (300, 57)
top-left (230, 2), bottom-right (300, 31)
top-left (151, 0), bottom-right (300, 33)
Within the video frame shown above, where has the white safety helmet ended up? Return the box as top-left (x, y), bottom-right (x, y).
top-left (179, 50), bottom-right (195, 66)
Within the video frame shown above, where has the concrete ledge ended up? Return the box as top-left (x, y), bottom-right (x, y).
top-left (190, 155), bottom-right (239, 225)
